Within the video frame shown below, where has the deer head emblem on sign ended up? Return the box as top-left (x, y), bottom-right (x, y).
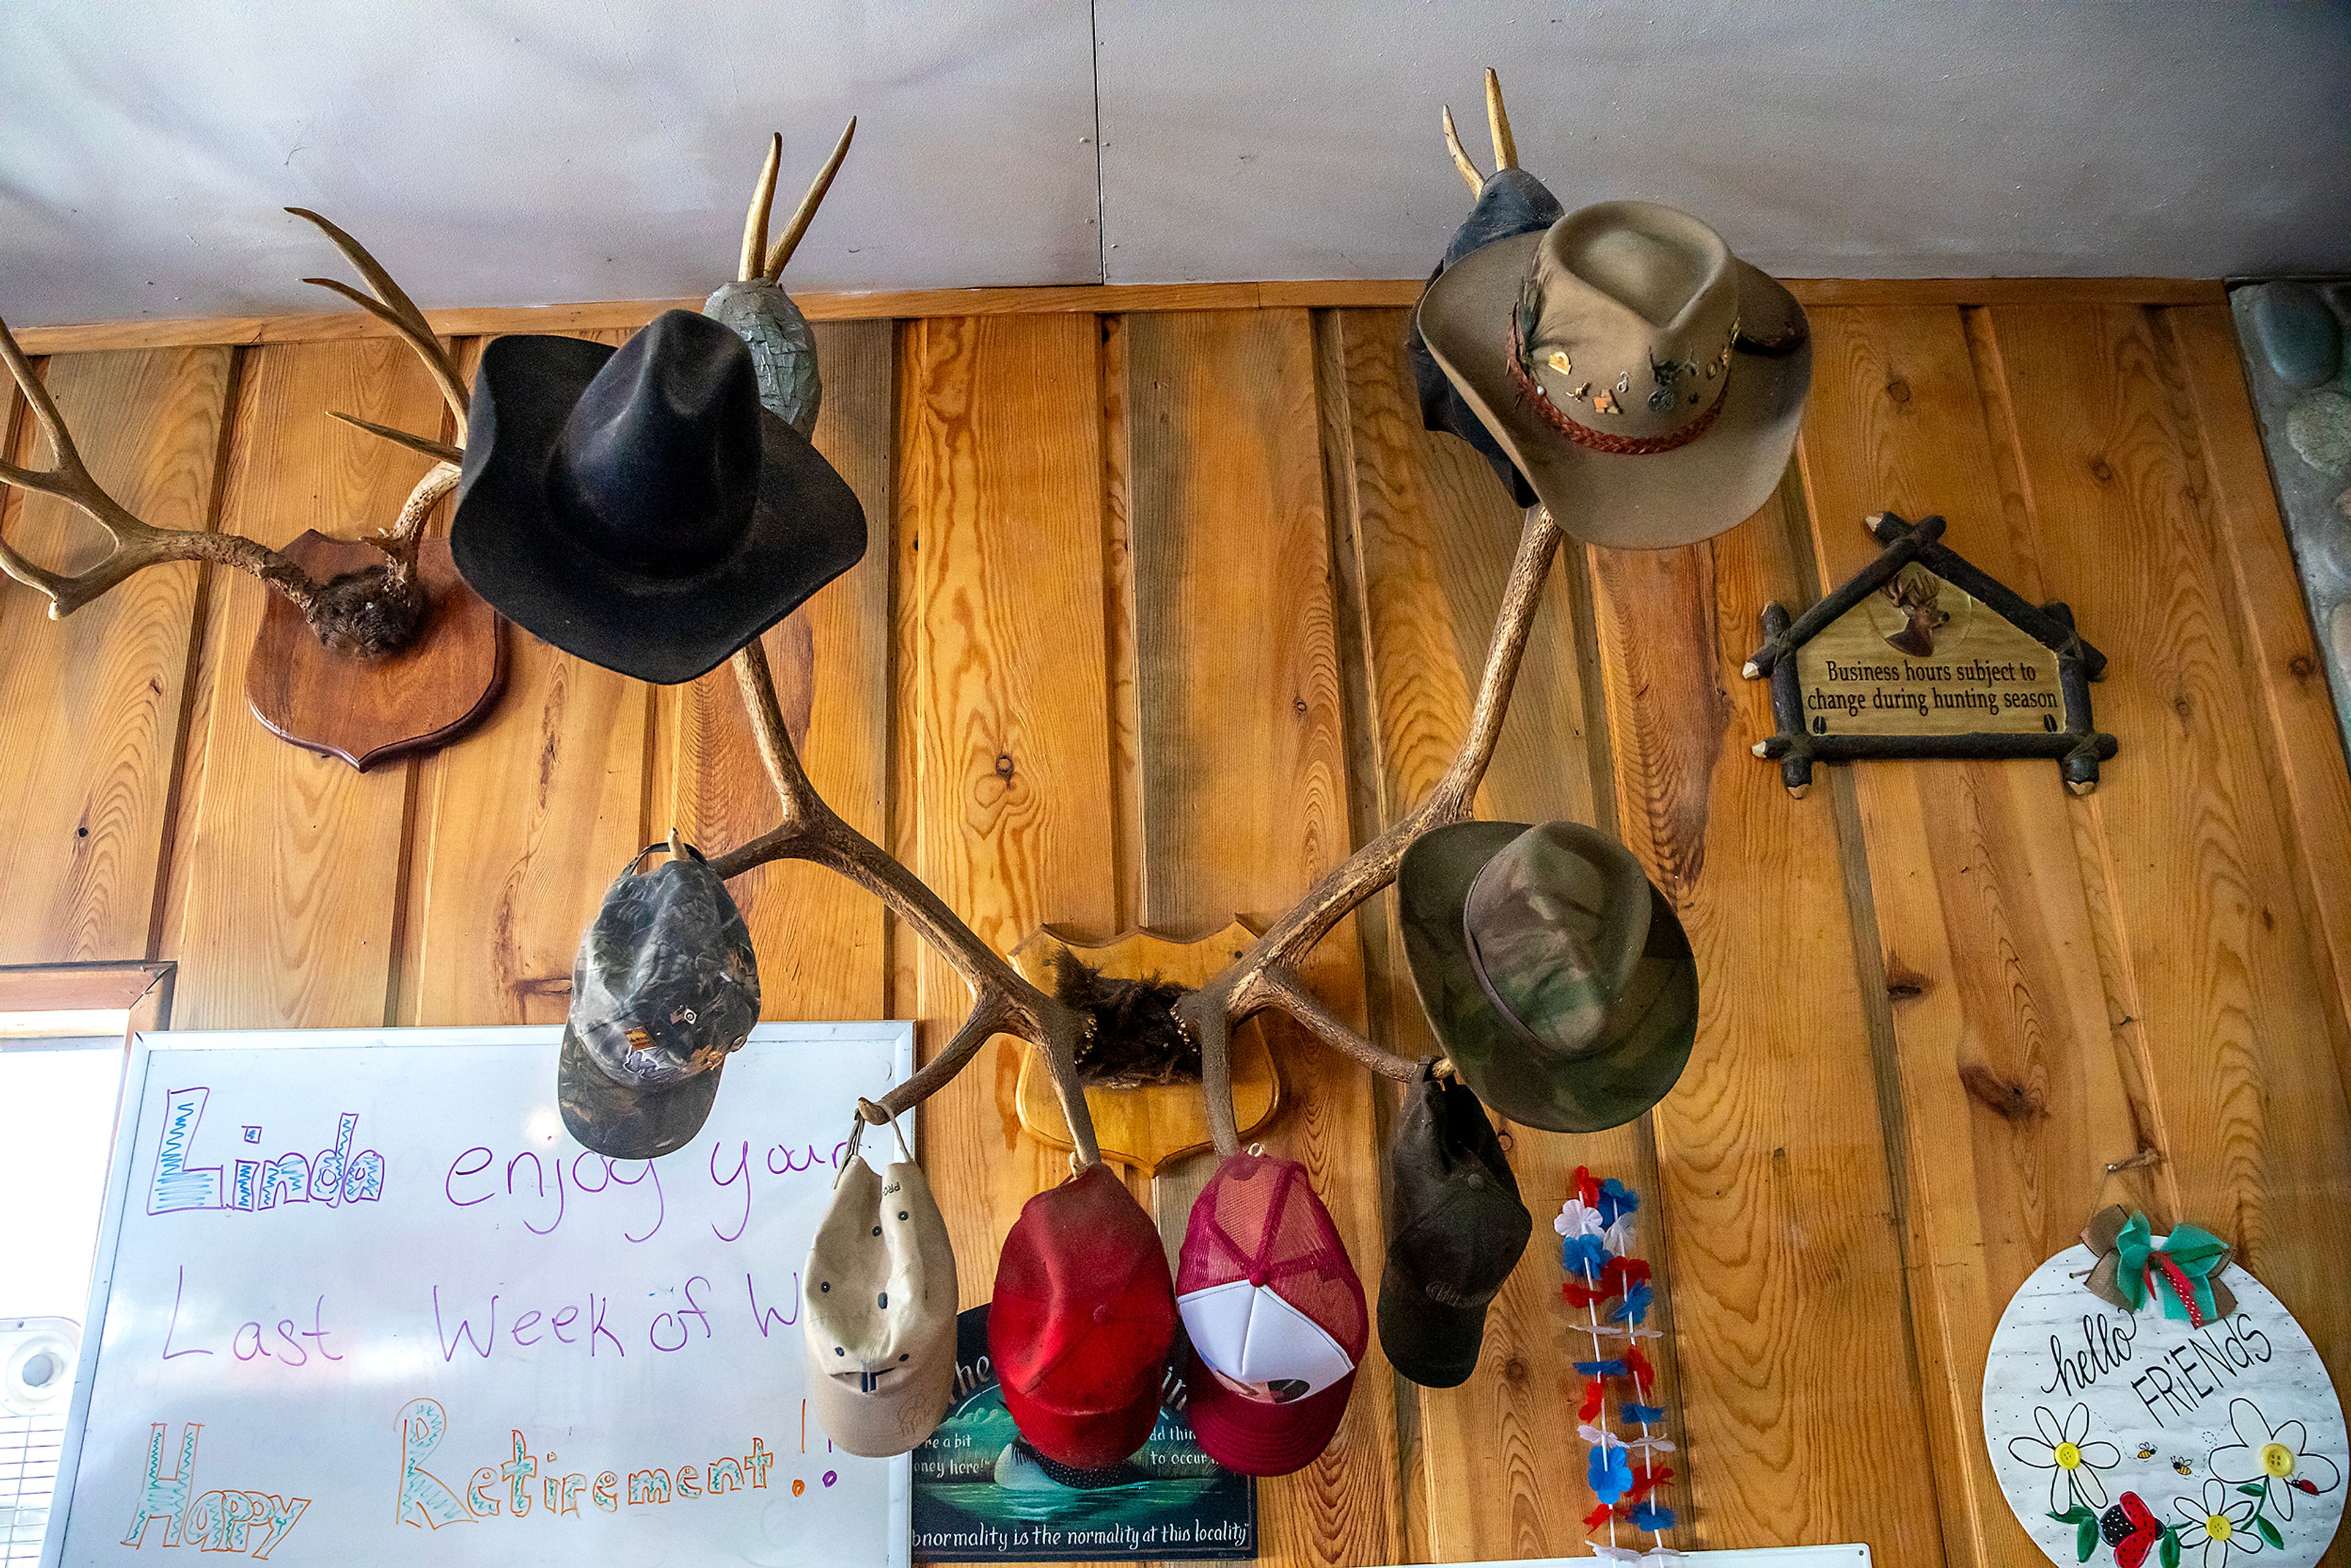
top-left (1881, 565), bottom-right (1951, 658)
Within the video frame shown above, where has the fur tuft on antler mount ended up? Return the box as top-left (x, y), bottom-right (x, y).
top-left (0, 211), bottom-right (467, 658)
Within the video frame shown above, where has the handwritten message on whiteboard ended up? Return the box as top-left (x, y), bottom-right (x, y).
top-left (44, 1024), bottom-right (915, 1568)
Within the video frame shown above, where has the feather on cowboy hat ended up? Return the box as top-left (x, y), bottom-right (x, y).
top-left (1415, 73), bottom-right (1811, 549)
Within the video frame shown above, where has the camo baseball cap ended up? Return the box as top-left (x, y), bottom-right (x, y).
top-left (1397, 820), bottom-right (1696, 1133)
top-left (558, 841), bottom-right (760, 1160)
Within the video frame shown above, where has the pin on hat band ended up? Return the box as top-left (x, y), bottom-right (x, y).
top-left (1505, 317), bottom-right (1730, 457)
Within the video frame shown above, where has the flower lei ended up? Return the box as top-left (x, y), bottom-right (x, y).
top-left (1558, 1166), bottom-right (1682, 1568)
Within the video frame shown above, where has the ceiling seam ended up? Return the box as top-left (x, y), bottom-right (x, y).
top-left (1089, 0), bottom-right (1106, 283)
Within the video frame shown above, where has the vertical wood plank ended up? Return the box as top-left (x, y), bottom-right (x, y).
top-left (891, 313), bottom-right (1120, 1293)
top-left (2160, 305), bottom-right (2351, 1093)
top-left (402, 333), bottom-right (650, 1026)
top-left (1977, 303), bottom-right (2351, 1399)
top-left (1324, 307), bottom-right (1669, 1563)
top-left (159, 338), bottom-right (444, 1028)
top-left (0, 348), bottom-right (229, 965)
top-left (1125, 307), bottom-right (1401, 1568)
top-left (662, 320), bottom-right (897, 1022)
top-left (1586, 500), bottom-right (1946, 1565)
top-left (1794, 305), bottom-right (2151, 1568)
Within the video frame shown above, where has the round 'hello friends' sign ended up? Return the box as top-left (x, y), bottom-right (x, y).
top-left (1984, 1224), bottom-right (2344, 1568)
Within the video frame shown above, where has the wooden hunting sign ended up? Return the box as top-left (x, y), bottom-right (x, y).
top-left (1744, 512), bottom-right (2117, 795)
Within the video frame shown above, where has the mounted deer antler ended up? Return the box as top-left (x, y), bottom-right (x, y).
top-left (697, 84), bottom-right (1559, 1165)
top-left (0, 211), bottom-right (466, 657)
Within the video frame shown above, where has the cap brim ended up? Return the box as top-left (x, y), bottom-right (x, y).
top-left (451, 332), bottom-right (868, 686)
top-left (557, 1024), bottom-right (722, 1161)
top-left (1183, 1343), bottom-right (1354, 1477)
top-left (1417, 230), bottom-right (1811, 549)
top-left (1397, 821), bottom-right (1697, 1133)
top-left (1376, 1261), bottom-right (1490, 1390)
top-left (998, 1368), bottom-right (1163, 1472)
top-left (803, 1337), bottom-right (956, 1458)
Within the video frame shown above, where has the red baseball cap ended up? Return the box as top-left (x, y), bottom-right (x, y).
top-left (989, 1163), bottom-right (1179, 1469)
top-left (1177, 1152), bottom-right (1367, 1477)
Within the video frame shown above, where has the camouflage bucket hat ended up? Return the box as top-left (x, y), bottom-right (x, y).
top-left (1397, 821), bottom-right (1695, 1133)
top-left (558, 841), bottom-right (761, 1160)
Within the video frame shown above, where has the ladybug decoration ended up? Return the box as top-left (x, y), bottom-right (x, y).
top-left (2100, 1493), bottom-right (2164, 1568)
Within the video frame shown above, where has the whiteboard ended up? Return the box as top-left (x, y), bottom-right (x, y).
top-left (42, 1024), bottom-right (915, 1568)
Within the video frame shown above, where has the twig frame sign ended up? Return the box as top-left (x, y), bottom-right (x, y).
top-left (1744, 512), bottom-right (2118, 797)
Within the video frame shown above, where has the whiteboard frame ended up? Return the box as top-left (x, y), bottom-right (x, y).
top-left (42, 1021), bottom-right (917, 1568)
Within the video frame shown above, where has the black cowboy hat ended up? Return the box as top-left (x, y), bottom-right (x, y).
top-left (451, 309), bottom-right (865, 685)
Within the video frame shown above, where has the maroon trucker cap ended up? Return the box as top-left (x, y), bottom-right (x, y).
top-left (989, 1163), bottom-right (1179, 1469)
top-left (1176, 1152), bottom-right (1367, 1477)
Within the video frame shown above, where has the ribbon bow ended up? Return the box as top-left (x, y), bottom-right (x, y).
top-left (2081, 1206), bottom-right (2237, 1326)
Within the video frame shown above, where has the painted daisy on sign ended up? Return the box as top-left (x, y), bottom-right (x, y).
top-left (2012, 1403), bottom-right (2124, 1514)
top-left (2175, 1479), bottom-right (2266, 1568)
top-left (2208, 1397), bottom-right (2342, 1522)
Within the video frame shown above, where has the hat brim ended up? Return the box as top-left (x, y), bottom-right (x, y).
top-left (557, 1023), bottom-right (722, 1161)
top-left (1376, 1261), bottom-right (1489, 1390)
top-left (803, 1335), bottom-right (956, 1458)
top-left (1397, 821), bottom-right (1697, 1133)
top-left (998, 1368), bottom-right (1163, 1472)
top-left (451, 333), bottom-right (868, 686)
top-left (1183, 1343), bottom-right (1354, 1477)
top-left (1417, 231), bottom-right (1810, 549)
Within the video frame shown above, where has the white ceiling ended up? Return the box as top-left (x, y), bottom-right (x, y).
top-left (2, 1), bottom-right (2346, 328)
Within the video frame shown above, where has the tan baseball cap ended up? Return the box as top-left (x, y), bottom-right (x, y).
top-left (803, 1116), bottom-right (959, 1458)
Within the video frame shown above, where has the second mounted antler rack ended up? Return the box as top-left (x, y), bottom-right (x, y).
top-left (0, 212), bottom-right (503, 768)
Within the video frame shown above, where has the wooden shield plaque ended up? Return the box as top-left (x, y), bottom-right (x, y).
top-left (1009, 920), bottom-right (1281, 1176)
top-left (1745, 511), bottom-right (2117, 795)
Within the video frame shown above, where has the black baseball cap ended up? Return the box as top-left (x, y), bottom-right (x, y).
top-left (557, 842), bottom-right (760, 1160)
top-left (1378, 1067), bottom-right (1532, 1387)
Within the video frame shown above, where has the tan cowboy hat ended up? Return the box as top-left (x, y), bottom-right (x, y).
top-left (1417, 199), bottom-right (1811, 549)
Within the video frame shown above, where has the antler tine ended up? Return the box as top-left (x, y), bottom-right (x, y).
top-left (329, 411), bottom-right (461, 467)
top-left (287, 208), bottom-right (469, 440)
top-left (1179, 505), bottom-right (1569, 1149)
top-left (0, 315), bottom-right (330, 620)
top-left (1483, 67), bottom-right (1517, 171)
top-left (740, 132), bottom-right (784, 283)
top-left (1441, 103), bottom-right (1485, 195)
top-left (706, 637), bottom-right (1103, 1166)
top-left (762, 116), bottom-right (857, 283)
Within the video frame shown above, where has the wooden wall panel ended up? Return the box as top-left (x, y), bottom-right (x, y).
top-left (1794, 306), bottom-right (2147, 1568)
top-left (0, 347), bottom-right (229, 964)
top-left (1319, 307), bottom-right (1653, 1565)
top-left (662, 319), bottom-right (897, 1022)
top-left (891, 313), bottom-right (1122, 1294)
top-left (402, 332), bottom-right (648, 1027)
top-left (1125, 307), bottom-right (1401, 1568)
top-left (1587, 510), bottom-right (1946, 1565)
top-left (1976, 302), bottom-right (2351, 1406)
top-left (159, 338), bottom-right (446, 1028)
top-left (5, 279), bottom-right (2347, 1568)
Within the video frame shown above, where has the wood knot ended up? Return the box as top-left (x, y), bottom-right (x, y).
top-left (1500, 1356), bottom-right (1528, 1385)
top-left (2289, 653), bottom-right (2316, 681)
top-left (2089, 457), bottom-right (2116, 484)
top-left (994, 753), bottom-right (1016, 781)
top-left (1884, 378), bottom-right (1912, 404)
top-left (1959, 1061), bottom-right (2047, 1124)
top-left (1883, 958), bottom-right (1929, 1003)
top-left (1292, 696), bottom-right (1308, 715)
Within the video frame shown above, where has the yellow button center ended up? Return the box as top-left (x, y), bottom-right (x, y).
top-left (2262, 1442), bottom-right (2297, 1478)
top-left (2208, 1515), bottom-right (2233, 1542)
top-left (2054, 1442), bottom-right (2082, 1470)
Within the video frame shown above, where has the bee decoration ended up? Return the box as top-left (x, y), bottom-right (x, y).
top-left (2135, 1442), bottom-right (2158, 1461)
top-left (2172, 1457), bottom-right (2195, 1477)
